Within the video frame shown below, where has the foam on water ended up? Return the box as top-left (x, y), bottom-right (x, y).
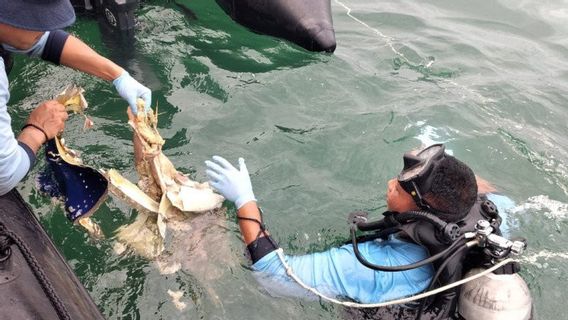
top-left (520, 250), bottom-right (568, 266)
top-left (510, 194), bottom-right (568, 220)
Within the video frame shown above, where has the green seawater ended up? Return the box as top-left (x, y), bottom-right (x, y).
top-left (7, 0), bottom-right (568, 319)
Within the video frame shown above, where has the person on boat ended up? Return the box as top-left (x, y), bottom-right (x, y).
top-left (204, 144), bottom-right (519, 319)
top-left (0, 0), bottom-right (151, 196)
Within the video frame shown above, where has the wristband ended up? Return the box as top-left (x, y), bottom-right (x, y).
top-left (247, 236), bottom-right (279, 263)
top-left (22, 123), bottom-right (49, 143)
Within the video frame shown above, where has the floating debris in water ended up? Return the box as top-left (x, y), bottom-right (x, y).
top-left (110, 100), bottom-right (224, 258)
top-left (37, 85), bottom-right (107, 239)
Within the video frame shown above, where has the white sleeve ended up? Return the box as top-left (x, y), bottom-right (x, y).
top-left (0, 58), bottom-right (32, 195)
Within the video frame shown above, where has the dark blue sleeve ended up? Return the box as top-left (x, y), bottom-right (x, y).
top-left (17, 141), bottom-right (36, 170)
top-left (41, 30), bottom-right (70, 65)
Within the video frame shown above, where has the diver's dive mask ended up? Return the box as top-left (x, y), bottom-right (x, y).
top-left (398, 144), bottom-right (446, 211)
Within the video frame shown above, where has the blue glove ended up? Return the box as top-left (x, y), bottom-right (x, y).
top-left (205, 156), bottom-right (256, 209)
top-left (112, 71), bottom-right (152, 114)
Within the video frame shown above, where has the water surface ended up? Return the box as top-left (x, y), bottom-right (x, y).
top-left (8, 0), bottom-right (568, 319)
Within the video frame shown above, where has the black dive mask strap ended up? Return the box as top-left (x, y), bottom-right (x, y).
top-left (398, 144), bottom-right (446, 213)
top-left (407, 180), bottom-right (433, 211)
top-left (400, 180), bottom-right (461, 222)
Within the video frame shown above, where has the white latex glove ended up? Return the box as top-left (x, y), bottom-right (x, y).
top-left (205, 156), bottom-right (256, 209)
top-left (113, 71), bottom-right (152, 114)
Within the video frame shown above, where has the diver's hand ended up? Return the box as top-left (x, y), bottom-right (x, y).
top-left (205, 156), bottom-right (256, 209)
top-left (113, 71), bottom-right (152, 114)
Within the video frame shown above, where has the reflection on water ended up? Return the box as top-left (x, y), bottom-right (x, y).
top-left (6, 0), bottom-right (568, 319)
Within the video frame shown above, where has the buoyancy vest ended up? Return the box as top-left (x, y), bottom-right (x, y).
top-left (398, 195), bottom-right (502, 319)
top-left (345, 195), bottom-right (503, 320)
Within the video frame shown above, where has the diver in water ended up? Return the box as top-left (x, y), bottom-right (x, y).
top-left (0, 0), bottom-right (151, 196)
top-left (205, 144), bottom-right (532, 319)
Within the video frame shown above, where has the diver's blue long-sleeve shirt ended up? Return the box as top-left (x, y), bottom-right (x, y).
top-left (251, 193), bottom-right (514, 304)
top-left (0, 31), bottom-right (67, 195)
top-left (253, 236), bottom-right (433, 304)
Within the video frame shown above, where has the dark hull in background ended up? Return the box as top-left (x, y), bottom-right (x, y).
top-left (71, 0), bottom-right (139, 31)
top-left (216, 0), bottom-right (336, 52)
top-left (71, 0), bottom-right (336, 53)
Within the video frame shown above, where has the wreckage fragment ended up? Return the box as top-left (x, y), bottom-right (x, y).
top-left (111, 101), bottom-right (224, 258)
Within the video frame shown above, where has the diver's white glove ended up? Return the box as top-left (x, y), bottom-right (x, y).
top-left (205, 156), bottom-right (256, 209)
top-left (113, 71), bottom-right (152, 114)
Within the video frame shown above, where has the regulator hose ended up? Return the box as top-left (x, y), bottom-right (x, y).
top-left (350, 228), bottom-right (467, 272)
top-left (356, 210), bottom-right (448, 232)
top-left (414, 240), bottom-right (478, 320)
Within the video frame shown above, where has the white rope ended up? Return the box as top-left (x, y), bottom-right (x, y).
top-left (275, 247), bottom-right (515, 308)
top-left (333, 0), bottom-right (410, 63)
top-left (332, 0), bottom-right (491, 105)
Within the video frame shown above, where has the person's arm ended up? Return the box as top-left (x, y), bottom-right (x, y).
top-left (200, 154), bottom-right (265, 245)
top-left (252, 239), bottom-right (433, 304)
top-left (17, 100), bottom-right (68, 153)
top-left (59, 35), bottom-right (151, 113)
top-left (1, 59), bottom-right (66, 194)
top-left (0, 93), bottom-right (33, 195)
top-left (205, 155), bottom-right (433, 303)
top-left (205, 156), bottom-right (278, 263)
top-left (0, 24), bottom-right (151, 113)
top-left (0, 27), bottom-right (120, 78)
top-left (476, 175), bottom-right (497, 194)
top-left (237, 201), bottom-right (267, 245)
top-left (0, 99), bottom-right (68, 195)
top-left (59, 35), bottom-right (123, 81)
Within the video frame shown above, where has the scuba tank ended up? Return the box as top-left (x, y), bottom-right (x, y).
top-left (348, 195), bottom-right (532, 320)
top-left (459, 267), bottom-right (532, 320)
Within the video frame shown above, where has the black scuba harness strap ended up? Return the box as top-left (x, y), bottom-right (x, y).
top-left (348, 196), bottom-right (505, 320)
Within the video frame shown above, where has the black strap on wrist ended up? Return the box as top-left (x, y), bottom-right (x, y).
top-left (238, 216), bottom-right (267, 231)
top-left (247, 236), bottom-right (278, 263)
top-left (237, 207), bottom-right (279, 262)
top-left (22, 123), bottom-right (49, 143)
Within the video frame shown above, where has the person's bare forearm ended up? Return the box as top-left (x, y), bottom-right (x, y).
top-left (17, 128), bottom-right (45, 154)
top-left (476, 175), bottom-right (498, 194)
top-left (237, 201), bottom-right (269, 245)
top-left (59, 35), bottom-right (123, 81)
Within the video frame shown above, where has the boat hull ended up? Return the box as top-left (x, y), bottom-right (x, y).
top-left (216, 0), bottom-right (336, 52)
top-left (0, 190), bottom-right (104, 319)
